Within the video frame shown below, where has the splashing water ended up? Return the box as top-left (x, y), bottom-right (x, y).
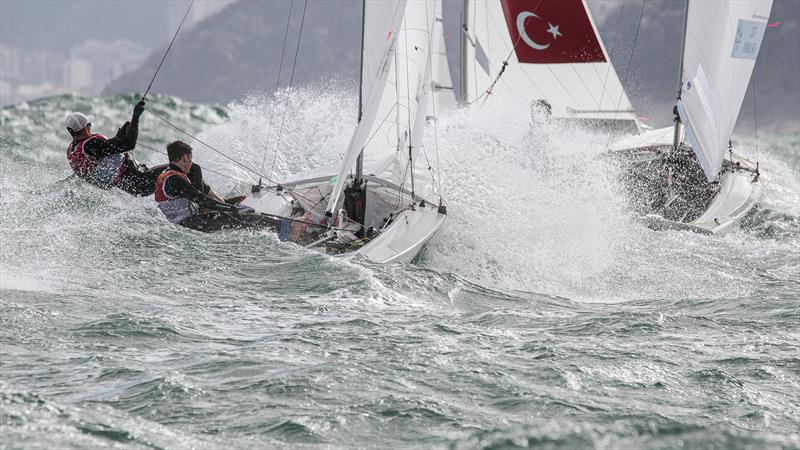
top-left (1, 90), bottom-right (798, 449)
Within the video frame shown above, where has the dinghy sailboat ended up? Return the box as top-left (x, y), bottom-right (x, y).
top-left (459, 0), bottom-right (639, 134)
top-left (609, 0), bottom-right (773, 233)
top-left (242, 0), bottom-right (453, 263)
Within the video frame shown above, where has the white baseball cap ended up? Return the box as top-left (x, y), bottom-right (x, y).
top-left (65, 111), bottom-right (94, 134)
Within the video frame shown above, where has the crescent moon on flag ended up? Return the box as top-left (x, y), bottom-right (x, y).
top-left (516, 12), bottom-right (550, 50)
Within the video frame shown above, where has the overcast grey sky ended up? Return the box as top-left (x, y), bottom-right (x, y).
top-left (0, 0), bottom-right (176, 51)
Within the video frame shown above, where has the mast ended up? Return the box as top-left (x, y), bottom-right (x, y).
top-left (673, 0), bottom-right (690, 150)
top-left (354, 0), bottom-right (366, 185)
top-left (459, 0), bottom-right (469, 104)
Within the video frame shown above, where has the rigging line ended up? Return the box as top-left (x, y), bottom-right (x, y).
top-left (604, 0), bottom-right (645, 150)
top-left (420, 144), bottom-right (440, 198)
top-left (422, 0), bottom-right (443, 200)
top-left (590, 0), bottom-right (627, 150)
top-left (402, 12), bottom-right (415, 199)
top-left (427, 0), bottom-right (443, 200)
top-left (395, 154), bottom-right (412, 209)
top-left (144, 109), bottom-right (323, 205)
top-left (144, 0), bottom-right (195, 99)
top-left (467, 0), bottom-right (543, 105)
top-left (392, 29), bottom-right (405, 205)
top-left (365, 104), bottom-right (399, 150)
top-left (136, 142), bottom-right (238, 181)
top-left (270, 0), bottom-right (309, 180)
top-left (145, 108), bottom-right (269, 182)
top-left (753, 72), bottom-right (759, 163)
top-left (259, 0), bottom-right (296, 175)
top-left (597, 0), bottom-right (627, 114)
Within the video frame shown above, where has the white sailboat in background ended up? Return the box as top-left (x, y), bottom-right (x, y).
top-left (244, 0), bottom-right (453, 263)
top-left (610, 0), bottom-right (773, 233)
top-left (460, 0), bottom-right (639, 134)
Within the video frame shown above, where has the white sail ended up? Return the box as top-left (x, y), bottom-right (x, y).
top-left (329, 0), bottom-right (441, 213)
top-left (678, 0), bottom-right (772, 181)
top-left (461, 0), bottom-right (637, 126)
top-left (360, 0), bottom-right (407, 110)
top-left (431, 0), bottom-right (456, 111)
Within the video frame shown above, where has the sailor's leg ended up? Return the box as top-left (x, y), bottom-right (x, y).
top-left (178, 211), bottom-right (281, 233)
top-left (178, 211), bottom-right (231, 233)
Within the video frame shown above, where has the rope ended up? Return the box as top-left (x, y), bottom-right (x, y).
top-left (466, 0), bottom-right (543, 106)
top-left (425, 0), bottom-right (444, 201)
top-left (259, 0), bottom-right (295, 176)
top-left (468, 59), bottom-right (509, 106)
top-left (270, 0), bottom-right (309, 180)
top-left (136, 142), bottom-right (238, 182)
top-left (144, 108), bottom-right (267, 181)
top-left (753, 72), bottom-right (760, 164)
top-left (603, 0), bottom-right (646, 150)
top-left (144, 0), bottom-right (195, 99)
top-left (589, 0), bottom-right (627, 151)
top-left (402, 14), bottom-right (415, 200)
top-left (142, 106), bottom-right (328, 208)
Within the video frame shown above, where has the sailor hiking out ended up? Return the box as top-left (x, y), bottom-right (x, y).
top-left (65, 100), bottom-right (168, 196)
top-left (155, 141), bottom-right (280, 233)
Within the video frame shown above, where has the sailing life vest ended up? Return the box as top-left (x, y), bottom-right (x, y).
top-left (155, 170), bottom-right (196, 224)
top-left (66, 134), bottom-right (127, 188)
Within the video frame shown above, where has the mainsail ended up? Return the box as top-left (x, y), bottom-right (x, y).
top-left (461, 0), bottom-right (637, 127)
top-left (329, 0), bottom-right (446, 213)
top-left (677, 0), bottom-right (772, 181)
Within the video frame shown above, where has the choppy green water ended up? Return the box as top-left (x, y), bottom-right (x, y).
top-left (1, 92), bottom-right (798, 449)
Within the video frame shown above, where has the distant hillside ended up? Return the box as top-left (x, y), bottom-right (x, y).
top-left (104, 0), bottom-right (361, 103)
top-left (106, 0), bottom-right (799, 133)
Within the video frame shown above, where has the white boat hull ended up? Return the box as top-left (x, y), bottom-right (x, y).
top-left (689, 152), bottom-right (762, 233)
top-left (609, 127), bottom-right (763, 234)
top-left (242, 175), bottom-right (446, 263)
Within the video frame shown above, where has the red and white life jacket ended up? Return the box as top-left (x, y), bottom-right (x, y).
top-left (66, 134), bottom-right (127, 188)
top-left (155, 169), bottom-right (195, 224)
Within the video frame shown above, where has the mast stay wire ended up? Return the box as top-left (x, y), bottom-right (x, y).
top-left (466, 0), bottom-right (543, 106)
top-left (135, 0), bottom-right (327, 206)
top-left (143, 0), bottom-right (195, 99)
top-left (259, 0), bottom-right (296, 176)
top-left (269, 0), bottom-right (309, 181)
top-left (142, 109), bottom-right (323, 205)
top-left (753, 71), bottom-right (760, 167)
top-left (136, 142), bottom-right (239, 182)
top-left (602, 0), bottom-right (646, 151)
top-left (403, 7), bottom-right (415, 200)
top-left (422, 0), bottom-right (444, 202)
top-left (590, 0), bottom-right (627, 151)
top-left (146, 109), bottom-right (266, 181)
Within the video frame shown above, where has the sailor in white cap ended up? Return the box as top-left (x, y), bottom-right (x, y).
top-left (65, 99), bottom-right (166, 196)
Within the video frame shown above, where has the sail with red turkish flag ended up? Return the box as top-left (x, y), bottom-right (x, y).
top-left (501, 0), bottom-right (606, 64)
top-left (461, 0), bottom-right (638, 130)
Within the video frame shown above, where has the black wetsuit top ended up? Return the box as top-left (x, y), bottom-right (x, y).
top-left (82, 117), bottom-right (140, 161)
top-left (78, 117), bottom-right (168, 196)
top-left (162, 164), bottom-right (235, 212)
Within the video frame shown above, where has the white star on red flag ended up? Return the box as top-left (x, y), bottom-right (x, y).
top-left (547, 23), bottom-right (562, 39)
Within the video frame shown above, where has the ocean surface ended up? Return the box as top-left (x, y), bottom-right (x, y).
top-left (1, 91), bottom-right (798, 449)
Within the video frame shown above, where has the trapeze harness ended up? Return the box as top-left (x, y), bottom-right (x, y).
top-left (154, 170), bottom-right (197, 224)
top-left (66, 134), bottom-right (128, 188)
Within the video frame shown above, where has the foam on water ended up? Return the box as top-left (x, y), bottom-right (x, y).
top-left (1, 91), bottom-right (798, 449)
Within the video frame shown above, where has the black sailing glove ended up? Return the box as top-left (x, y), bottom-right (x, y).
top-left (133, 100), bottom-right (146, 119)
